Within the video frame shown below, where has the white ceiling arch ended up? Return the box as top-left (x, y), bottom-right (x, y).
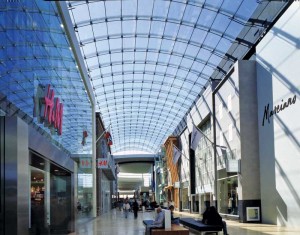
top-left (66, 0), bottom-right (289, 154)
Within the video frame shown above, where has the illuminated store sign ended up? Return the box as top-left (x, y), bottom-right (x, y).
top-left (97, 158), bottom-right (108, 169)
top-left (262, 94), bottom-right (296, 126)
top-left (34, 84), bottom-right (63, 135)
top-left (80, 158), bottom-right (92, 169)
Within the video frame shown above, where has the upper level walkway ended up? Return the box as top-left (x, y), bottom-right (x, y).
top-left (70, 209), bottom-right (300, 235)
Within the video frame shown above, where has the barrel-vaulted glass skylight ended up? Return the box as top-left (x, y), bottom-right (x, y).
top-left (67, 0), bottom-right (287, 154)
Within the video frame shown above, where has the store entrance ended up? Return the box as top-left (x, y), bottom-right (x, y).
top-left (49, 164), bottom-right (72, 234)
top-left (31, 166), bottom-right (46, 234)
top-left (191, 194), bottom-right (199, 213)
top-left (218, 176), bottom-right (238, 215)
top-left (30, 153), bottom-right (72, 234)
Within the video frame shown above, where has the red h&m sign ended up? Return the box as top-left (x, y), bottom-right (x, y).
top-left (105, 131), bottom-right (113, 146)
top-left (97, 158), bottom-right (109, 169)
top-left (80, 158), bottom-right (92, 169)
top-left (34, 84), bottom-right (63, 135)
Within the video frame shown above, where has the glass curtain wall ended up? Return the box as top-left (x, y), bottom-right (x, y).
top-left (195, 119), bottom-right (213, 213)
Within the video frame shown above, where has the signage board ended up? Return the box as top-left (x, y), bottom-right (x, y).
top-left (34, 84), bottom-right (63, 135)
top-left (226, 159), bottom-right (240, 173)
top-left (97, 158), bottom-right (109, 169)
top-left (80, 158), bottom-right (92, 169)
top-left (246, 207), bottom-right (260, 221)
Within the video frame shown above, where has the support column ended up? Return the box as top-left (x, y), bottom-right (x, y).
top-left (4, 116), bottom-right (29, 235)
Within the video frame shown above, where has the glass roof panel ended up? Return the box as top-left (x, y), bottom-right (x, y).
top-left (67, 0), bottom-right (289, 153)
top-left (2, 1), bottom-right (93, 155)
top-left (152, 0), bottom-right (170, 19)
top-left (105, 1), bottom-right (121, 18)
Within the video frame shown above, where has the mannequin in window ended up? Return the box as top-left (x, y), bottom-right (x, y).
top-left (227, 193), bottom-right (233, 214)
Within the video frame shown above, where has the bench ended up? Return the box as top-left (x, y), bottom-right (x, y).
top-left (152, 224), bottom-right (189, 235)
top-left (179, 217), bottom-right (223, 235)
top-left (143, 209), bottom-right (188, 234)
top-left (143, 208), bottom-right (171, 228)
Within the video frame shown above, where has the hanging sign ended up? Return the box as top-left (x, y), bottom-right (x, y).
top-left (80, 158), bottom-right (92, 169)
top-left (97, 158), bottom-right (109, 169)
top-left (226, 159), bottom-right (240, 173)
top-left (105, 131), bottom-right (113, 146)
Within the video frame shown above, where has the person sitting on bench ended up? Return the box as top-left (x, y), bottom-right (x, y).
top-left (202, 206), bottom-right (229, 235)
top-left (169, 205), bottom-right (180, 225)
top-left (146, 207), bottom-right (165, 235)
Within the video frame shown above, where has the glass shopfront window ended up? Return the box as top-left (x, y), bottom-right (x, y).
top-left (218, 176), bottom-right (238, 215)
top-left (77, 168), bottom-right (93, 217)
top-left (49, 165), bottom-right (71, 233)
top-left (30, 153), bottom-right (72, 234)
top-left (191, 194), bottom-right (199, 213)
top-left (30, 166), bottom-right (46, 234)
top-left (181, 187), bottom-right (189, 211)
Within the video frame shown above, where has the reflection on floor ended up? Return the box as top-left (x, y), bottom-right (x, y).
top-left (69, 209), bottom-right (300, 235)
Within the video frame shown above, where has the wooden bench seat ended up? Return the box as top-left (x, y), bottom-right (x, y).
top-left (152, 224), bottom-right (189, 235)
top-left (179, 217), bottom-right (223, 235)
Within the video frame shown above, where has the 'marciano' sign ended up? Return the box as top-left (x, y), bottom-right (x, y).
top-left (262, 95), bottom-right (296, 126)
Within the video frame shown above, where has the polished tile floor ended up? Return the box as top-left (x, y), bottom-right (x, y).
top-left (70, 209), bottom-right (300, 235)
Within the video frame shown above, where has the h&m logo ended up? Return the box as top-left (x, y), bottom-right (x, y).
top-left (33, 84), bottom-right (64, 135)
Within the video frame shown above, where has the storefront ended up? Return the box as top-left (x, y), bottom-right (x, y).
top-left (76, 159), bottom-right (93, 217)
top-left (30, 153), bottom-right (72, 234)
top-left (218, 175), bottom-right (238, 216)
top-left (0, 1), bottom-right (96, 233)
top-left (0, 116), bottom-right (76, 235)
top-left (256, 2), bottom-right (300, 227)
top-left (181, 184), bottom-right (189, 211)
top-left (194, 119), bottom-right (214, 214)
top-left (95, 113), bottom-right (116, 215)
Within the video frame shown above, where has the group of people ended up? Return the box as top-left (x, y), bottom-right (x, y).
top-left (119, 199), bottom-right (228, 235)
top-left (145, 205), bottom-right (228, 235)
top-left (123, 199), bottom-right (139, 219)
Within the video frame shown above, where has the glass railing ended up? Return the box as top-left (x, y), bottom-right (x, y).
top-left (217, 149), bottom-right (237, 170)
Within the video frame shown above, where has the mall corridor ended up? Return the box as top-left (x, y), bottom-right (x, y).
top-left (2, 1), bottom-right (300, 234)
top-left (71, 209), bottom-right (300, 235)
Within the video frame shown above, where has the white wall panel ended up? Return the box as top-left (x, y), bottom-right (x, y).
top-left (257, 3), bottom-right (300, 227)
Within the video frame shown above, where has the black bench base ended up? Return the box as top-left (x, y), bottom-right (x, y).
top-left (179, 218), bottom-right (222, 234)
